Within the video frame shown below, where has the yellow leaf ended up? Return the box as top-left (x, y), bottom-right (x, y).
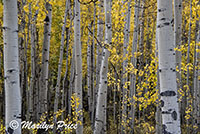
top-left (24, 5), bottom-right (29, 13)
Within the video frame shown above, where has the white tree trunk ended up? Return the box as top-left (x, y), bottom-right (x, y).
top-left (87, 23), bottom-right (92, 120)
top-left (3, 0), bottom-right (21, 133)
top-left (40, 2), bottom-right (52, 115)
top-left (74, 0), bottom-right (83, 133)
top-left (157, 0), bottom-right (181, 133)
top-left (94, 0), bottom-right (112, 133)
top-left (122, 1), bottom-right (131, 133)
top-left (53, 0), bottom-right (70, 132)
top-left (174, 0), bottom-right (182, 89)
top-left (130, 0), bottom-right (140, 132)
top-left (94, 0), bottom-right (104, 128)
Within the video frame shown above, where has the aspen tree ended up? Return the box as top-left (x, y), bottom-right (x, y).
top-left (53, 0), bottom-right (70, 132)
top-left (3, 0), bottom-right (21, 133)
top-left (87, 23), bottom-right (92, 122)
top-left (186, 1), bottom-right (192, 132)
top-left (40, 2), bottom-right (52, 115)
top-left (130, 0), bottom-right (140, 132)
top-left (91, 2), bottom-right (96, 127)
top-left (174, 0), bottom-right (182, 95)
top-left (29, 3), bottom-right (40, 121)
top-left (122, 1), bottom-right (131, 133)
top-left (94, 0), bottom-right (112, 133)
top-left (94, 0), bottom-right (104, 127)
top-left (61, 25), bottom-right (71, 120)
top-left (74, 0), bottom-right (83, 133)
top-left (157, 0), bottom-right (181, 133)
top-left (155, 15), bottom-right (162, 134)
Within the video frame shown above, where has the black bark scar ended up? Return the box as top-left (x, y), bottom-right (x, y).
top-left (160, 91), bottom-right (176, 96)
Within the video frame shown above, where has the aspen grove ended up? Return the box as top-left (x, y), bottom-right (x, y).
top-left (0, 0), bottom-right (200, 134)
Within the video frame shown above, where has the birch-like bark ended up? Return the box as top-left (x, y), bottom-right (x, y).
top-left (87, 23), bottom-right (92, 121)
top-left (174, 0), bottom-right (182, 97)
top-left (68, 46), bottom-right (75, 117)
top-left (74, 0), bottom-right (83, 133)
top-left (3, 0), bottom-right (21, 133)
top-left (94, 0), bottom-right (112, 133)
top-left (30, 17), bottom-right (37, 121)
top-left (54, 0), bottom-right (70, 125)
top-left (157, 0), bottom-right (181, 133)
top-left (40, 2), bottom-right (52, 116)
top-left (91, 3), bottom-right (96, 127)
top-left (155, 17), bottom-right (162, 134)
top-left (94, 0), bottom-right (104, 127)
top-left (61, 26), bottom-right (70, 120)
top-left (122, 1), bottom-right (131, 133)
top-left (129, 0), bottom-right (140, 132)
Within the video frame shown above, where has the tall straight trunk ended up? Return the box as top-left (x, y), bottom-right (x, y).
top-left (91, 3), bottom-right (96, 127)
top-left (155, 17), bottom-right (162, 134)
top-left (62, 26), bottom-right (71, 120)
top-left (94, 0), bottom-right (112, 133)
top-left (174, 0), bottom-right (183, 129)
top-left (40, 2), bottom-right (52, 116)
top-left (94, 0), bottom-right (104, 128)
top-left (129, 0), bottom-right (140, 132)
top-left (30, 20), bottom-right (37, 122)
top-left (87, 23), bottom-right (92, 122)
top-left (174, 0), bottom-right (182, 99)
top-left (157, 0), bottom-right (181, 133)
top-left (3, 0), bottom-right (21, 133)
top-left (121, 1), bottom-right (131, 133)
top-left (186, 1), bottom-right (192, 132)
top-left (68, 46), bottom-right (75, 117)
top-left (74, 0), bottom-right (83, 133)
top-left (53, 0), bottom-right (70, 125)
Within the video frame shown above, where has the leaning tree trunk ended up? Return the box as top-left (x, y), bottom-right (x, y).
top-left (3, 0), bottom-right (21, 133)
top-left (94, 0), bottom-right (112, 133)
top-left (74, 0), bottom-right (83, 133)
top-left (157, 0), bottom-right (181, 133)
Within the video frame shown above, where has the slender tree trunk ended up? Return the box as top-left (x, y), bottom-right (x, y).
top-left (53, 0), bottom-right (70, 131)
top-left (155, 18), bottom-right (162, 134)
top-left (68, 46), bottom-right (75, 118)
top-left (94, 0), bottom-right (104, 128)
top-left (94, 0), bottom-right (112, 133)
top-left (186, 1), bottom-right (192, 133)
top-left (157, 0), bottom-right (181, 133)
top-left (129, 0), bottom-right (140, 132)
top-left (174, 0), bottom-right (182, 98)
top-left (40, 2), bottom-right (52, 116)
top-left (61, 26), bottom-right (70, 120)
top-left (91, 3), bottom-right (96, 128)
top-left (87, 23), bottom-right (92, 122)
top-left (74, 0), bottom-right (83, 133)
top-left (30, 19), bottom-right (37, 122)
top-left (122, 1), bottom-right (131, 133)
top-left (3, 0), bottom-right (21, 133)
